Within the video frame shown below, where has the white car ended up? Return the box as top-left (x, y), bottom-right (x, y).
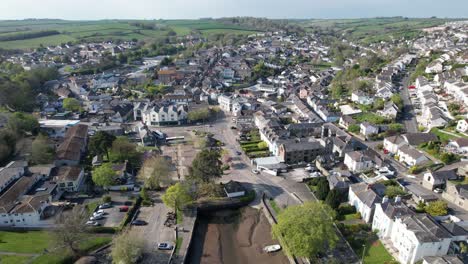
top-left (157, 242), bottom-right (174, 250)
top-left (89, 215), bottom-right (104, 221)
top-left (433, 188), bottom-right (443, 194)
top-left (252, 169), bottom-right (260, 174)
top-left (93, 210), bottom-right (105, 217)
top-left (86, 221), bottom-right (100, 226)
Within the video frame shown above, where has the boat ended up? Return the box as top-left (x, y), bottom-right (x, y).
top-left (263, 244), bottom-right (281, 253)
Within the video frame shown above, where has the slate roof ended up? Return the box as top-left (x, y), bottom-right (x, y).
top-left (423, 256), bottom-right (464, 264)
top-left (350, 183), bottom-right (382, 207)
top-left (403, 133), bottom-right (438, 146)
top-left (401, 214), bottom-right (451, 243)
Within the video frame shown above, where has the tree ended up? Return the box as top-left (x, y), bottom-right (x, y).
top-left (111, 228), bottom-right (144, 264)
top-left (110, 137), bottom-right (140, 167)
top-left (138, 156), bottom-right (171, 189)
top-left (425, 200), bottom-right (448, 216)
top-left (257, 141), bottom-right (268, 149)
top-left (52, 205), bottom-right (88, 257)
top-left (0, 129), bottom-right (16, 164)
top-left (31, 134), bottom-right (54, 164)
top-left (188, 149), bottom-right (222, 183)
top-left (316, 178), bottom-right (330, 200)
top-left (187, 108), bottom-right (211, 122)
top-left (162, 182), bottom-right (194, 210)
top-left (384, 186), bottom-right (407, 198)
top-left (62, 98), bottom-right (82, 112)
top-left (7, 112), bottom-right (39, 135)
top-left (348, 124), bottom-right (360, 134)
top-left (272, 202), bottom-right (338, 258)
top-left (440, 152), bottom-right (460, 164)
top-left (325, 189), bottom-right (341, 209)
top-left (89, 131), bottom-right (116, 160)
top-left (391, 94), bottom-right (403, 110)
top-left (92, 163), bottom-right (117, 187)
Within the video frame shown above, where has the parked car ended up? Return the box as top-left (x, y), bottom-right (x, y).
top-left (236, 151), bottom-right (242, 155)
top-left (230, 126), bottom-right (237, 130)
top-left (89, 215), bottom-right (104, 221)
top-left (157, 242), bottom-right (174, 250)
top-left (252, 169), bottom-right (260, 174)
top-left (434, 188), bottom-right (443, 194)
top-left (119, 206), bottom-right (129, 212)
top-left (86, 221), bottom-right (100, 226)
top-left (99, 203), bottom-right (112, 209)
top-left (131, 220), bottom-right (147, 226)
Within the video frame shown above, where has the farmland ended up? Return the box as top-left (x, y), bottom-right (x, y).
top-left (0, 19), bottom-right (261, 50)
top-left (301, 17), bottom-right (458, 44)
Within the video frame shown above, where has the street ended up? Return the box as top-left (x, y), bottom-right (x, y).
top-left (398, 71), bottom-right (419, 133)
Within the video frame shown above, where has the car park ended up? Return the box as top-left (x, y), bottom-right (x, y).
top-left (157, 242), bottom-right (174, 250)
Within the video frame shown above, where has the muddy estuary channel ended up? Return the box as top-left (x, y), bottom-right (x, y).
top-left (187, 206), bottom-right (289, 264)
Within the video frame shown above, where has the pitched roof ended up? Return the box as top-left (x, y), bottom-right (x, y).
top-left (403, 133), bottom-right (438, 146)
top-left (350, 183), bottom-right (382, 207)
top-left (401, 214), bottom-right (452, 243)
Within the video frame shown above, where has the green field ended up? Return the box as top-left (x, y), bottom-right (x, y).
top-left (0, 230), bottom-right (112, 264)
top-left (0, 19), bottom-right (261, 50)
top-left (302, 17), bottom-right (458, 44)
top-left (0, 230), bottom-right (52, 253)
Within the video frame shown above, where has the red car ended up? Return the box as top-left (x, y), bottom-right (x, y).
top-left (408, 85), bottom-right (416, 89)
top-left (119, 206), bottom-right (129, 212)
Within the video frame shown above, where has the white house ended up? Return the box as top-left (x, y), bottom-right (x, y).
top-left (140, 103), bottom-right (188, 126)
top-left (456, 119), bottom-right (468, 133)
top-left (378, 102), bottom-right (399, 120)
top-left (383, 135), bottom-right (406, 154)
top-left (372, 196), bottom-right (414, 239)
top-left (425, 61), bottom-right (443, 74)
top-left (397, 145), bottom-right (429, 167)
top-left (344, 150), bottom-right (382, 173)
top-left (53, 166), bottom-right (85, 192)
top-left (0, 161), bottom-right (27, 193)
top-left (351, 91), bottom-right (374, 105)
top-left (360, 122), bottom-right (379, 137)
top-left (391, 214), bottom-right (452, 264)
top-left (348, 183), bottom-right (382, 223)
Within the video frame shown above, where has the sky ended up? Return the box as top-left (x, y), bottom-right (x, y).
top-left (0, 0), bottom-right (466, 20)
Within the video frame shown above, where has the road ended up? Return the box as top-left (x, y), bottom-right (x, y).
top-left (130, 193), bottom-right (174, 264)
top-left (164, 116), bottom-right (359, 263)
top-left (398, 71), bottom-right (419, 133)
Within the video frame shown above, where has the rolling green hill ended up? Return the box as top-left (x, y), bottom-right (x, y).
top-left (0, 19), bottom-right (261, 50)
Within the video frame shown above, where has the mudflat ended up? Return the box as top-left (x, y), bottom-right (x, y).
top-left (188, 207), bottom-right (288, 264)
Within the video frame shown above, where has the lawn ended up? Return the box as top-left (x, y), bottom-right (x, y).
top-left (0, 230), bottom-right (111, 264)
top-left (32, 236), bottom-right (112, 264)
top-left (0, 255), bottom-right (32, 264)
top-left (430, 128), bottom-right (459, 142)
top-left (338, 224), bottom-right (395, 264)
top-left (0, 231), bottom-right (52, 253)
top-left (363, 240), bottom-right (395, 264)
top-left (353, 112), bottom-right (389, 125)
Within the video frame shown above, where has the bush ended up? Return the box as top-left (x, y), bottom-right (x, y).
top-left (337, 204), bottom-right (356, 215)
top-left (102, 195), bottom-right (112, 203)
top-left (221, 164), bottom-right (230, 171)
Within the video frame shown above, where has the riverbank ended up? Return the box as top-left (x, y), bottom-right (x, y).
top-left (188, 207), bottom-right (288, 264)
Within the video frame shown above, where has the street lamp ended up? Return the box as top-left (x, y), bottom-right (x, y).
top-left (361, 244), bottom-right (366, 264)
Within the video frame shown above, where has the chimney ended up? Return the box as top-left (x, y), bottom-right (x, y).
top-left (394, 196), bottom-right (402, 203)
top-left (382, 196), bottom-right (389, 204)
